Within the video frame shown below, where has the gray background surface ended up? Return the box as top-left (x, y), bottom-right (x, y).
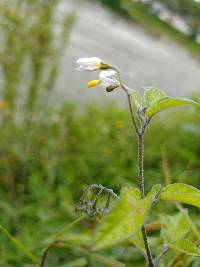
top-left (55, 0), bottom-right (200, 106)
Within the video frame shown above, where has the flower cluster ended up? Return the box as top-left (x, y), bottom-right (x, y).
top-left (76, 57), bottom-right (120, 92)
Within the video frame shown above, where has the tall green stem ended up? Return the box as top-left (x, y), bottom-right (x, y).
top-left (126, 91), bottom-right (154, 267)
top-left (138, 133), bottom-right (154, 267)
top-left (138, 134), bottom-right (145, 198)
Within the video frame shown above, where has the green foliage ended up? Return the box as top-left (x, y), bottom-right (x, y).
top-left (131, 87), bottom-right (199, 118)
top-left (0, 225), bottom-right (39, 264)
top-left (89, 253), bottom-right (125, 267)
top-left (168, 239), bottom-right (200, 257)
top-left (130, 231), bottom-right (145, 255)
top-left (93, 185), bottom-right (160, 251)
top-left (177, 206), bottom-right (200, 242)
top-left (160, 212), bottom-right (190, 243)
top-left (159, 208), bottom-right (200, 260)
top-left (160, 183), bottom-right (200, 208)
top-left (146, 97), bottom-right (199, 118)
top-left (0, 103), bottom-right (200, 266)
top-left (0, 0), bottom-right (74, 115)
top-left (160, 211), bottom-right (200, 257)
top-left (63, 257), bottom-right (87, 267)
top-left (143, 88), bottom-right (166, 108)
top-left (49, 216), bottom-right (86, 243)
top-left (60, 233), bottom-right (91, 247)
top-left (130, 89), bottom-right (142, 109)
top-left (0, 1), bottom-right (199, 266)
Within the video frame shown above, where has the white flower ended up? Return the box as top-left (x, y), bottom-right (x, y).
top-left (99, 70), bottom-right (119, 88)
top-left (87, 70), bottom-right (120, 91)
top-left (76, 57), bottom-right (102, 71)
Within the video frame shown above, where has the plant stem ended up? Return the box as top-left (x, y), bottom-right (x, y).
top-left (138, 133), bottom-right (155, 267)
top-left (138, 134), bottom-right (145, 198)
top-left (126, 91), bottom-right (154, 267)
top-left (127, 94), bottom-right (140, 136)
top-left (39, 216), bottom-right (85, 267)
top-left (39, 240), bottom-right (65, 267)
top-left (118, 79), bottom-right (140, 135)
top-left (154, 245), bottom-right (168, 266)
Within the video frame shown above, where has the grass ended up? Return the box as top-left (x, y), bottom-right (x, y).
top-left (0, 1), bottom-right (199, 265)
top-left (0, 102), bottom-right (200, 266)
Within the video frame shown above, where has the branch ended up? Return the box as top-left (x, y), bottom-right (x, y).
top-left (154, 244), bottom-right (168, 266)
top-left (39, 240), bottom-right (65, 267)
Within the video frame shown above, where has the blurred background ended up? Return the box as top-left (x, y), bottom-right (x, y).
top-left (0, 0), bottom-right (199, 266)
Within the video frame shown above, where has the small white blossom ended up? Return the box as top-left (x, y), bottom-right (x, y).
top-left (76, 57), bottom-right (102, 71)
top-left (99, 70), bottom-right (119, 88)
top-left (87, 69), bottom-right (120, 91)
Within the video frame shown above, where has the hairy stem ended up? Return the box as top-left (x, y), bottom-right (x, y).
top-left (126, 91), bottom-right (154, 267)
top-left (118, 79), bottom-right (140, 135)
top-left (138, 134), bottom-right (145, 198)
top-left (138, 133), bottom-right (155, 267)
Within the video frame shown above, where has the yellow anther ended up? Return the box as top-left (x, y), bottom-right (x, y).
top-left (87, 79), bottom-right (101, 88)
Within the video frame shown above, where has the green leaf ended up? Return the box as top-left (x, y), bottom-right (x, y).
top-left (168, 239), bottom-right (200, 257)
top-left (63, 257), bottom-right (87, 267)
top-left (177, 205), bottom-right (200, 242)
top-left (93, 186), bottom-right (160, 251)
top-left (0, 225), bottom-right (39, 264)
top-left (130, 89), bottom-right (142, 109)
top-left (151, 184), bottom-right (162, 195)
top-left (130, 230), bottom-right (145, 254)
top-left (160, 212), bottom-right (190, 242)
top-left (47, 216), bottom-right (85, 244)
top-left (91, 253), bottom-right (125, 267)
top-left (63, 234), bottom-right (91, 246)
top-left (146, 97), bottom-right (199, 118)
top-left (160, 183), bottom-right (200, 208)
top-left (143, 87), bottom-right (166, 108)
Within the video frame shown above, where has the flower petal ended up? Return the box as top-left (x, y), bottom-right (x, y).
top-left (99, 70), bottom-right (117, 78)
top-left (76, 57), bottom-right (102, 71)
top-left (99, 70), bottom-right (120, 89)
